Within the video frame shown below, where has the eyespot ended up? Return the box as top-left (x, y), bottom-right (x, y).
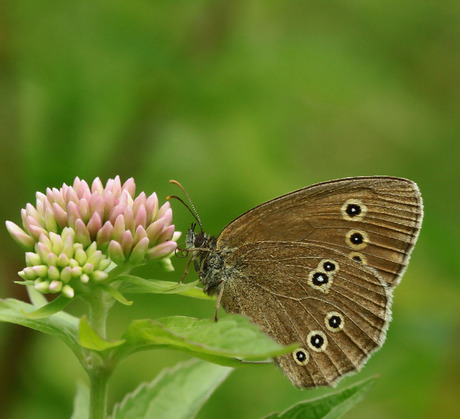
top-left (320, 259), bottom-right (339, 273)
top-left (325, 312), bottom-right (344, 332)
top-left (292, 348), bottom-right (309, 365)
top-left (348, 251), bottom-right (367, 264)
top-left (307, 331), bottom-right (328, 352)
top-left (346, 229), bottom-right (369, 250)
top-left (341, 199), bottom-right (367, 221)
top-left (308, 270), bottom-right (332, 293)
top-left (312, 272), bottom-right (328, 285)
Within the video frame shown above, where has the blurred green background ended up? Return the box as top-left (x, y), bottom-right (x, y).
top-left (0, 1), bottom-right (459, 418)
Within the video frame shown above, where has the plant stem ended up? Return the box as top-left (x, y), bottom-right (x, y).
top-left (89, 367), bottom-right (111, 419)
top-left (87, 287), bottom-right (112, 419)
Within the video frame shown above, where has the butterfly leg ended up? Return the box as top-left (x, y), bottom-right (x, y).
top-left (214, 281), bottom-right (225, 322)
top-left (177, 255), bottom-right (194, 285)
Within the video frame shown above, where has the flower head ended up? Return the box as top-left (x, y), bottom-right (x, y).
top-left (6, 176), bottom-right (180, 298)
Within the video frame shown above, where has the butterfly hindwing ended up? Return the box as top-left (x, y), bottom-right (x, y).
top-left (220, 241), bottom-right (391, 388)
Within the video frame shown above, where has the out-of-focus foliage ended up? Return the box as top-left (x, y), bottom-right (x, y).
top-left (0, 1), bottom-right (458, 418)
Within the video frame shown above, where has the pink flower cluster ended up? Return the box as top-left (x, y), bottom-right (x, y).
top-left (6, 176), bottom-right (180, 297)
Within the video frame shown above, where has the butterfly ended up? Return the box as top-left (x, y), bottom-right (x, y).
top-left (175, 176), bottom-right (423, 388)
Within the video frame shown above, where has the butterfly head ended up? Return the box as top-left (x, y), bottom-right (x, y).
top-left (185, 223), bottom-right (211, 250)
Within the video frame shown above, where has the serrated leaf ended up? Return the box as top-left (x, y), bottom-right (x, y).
top-left (264, 375), bottom-right (379, 419)
top-left (78, 315), bottom-right (125, 351)
top-left (21, 294), bottom-right (72, 319)
top-left (117, 275), bottom-right (212, 300)
top-left (111, 359), bottom-right (232, 419)
top-left (0, 298), bottom-right (84, 364)
top-left (112, 314), bottom-right (298, 366)
top-left (71, 380), bottom-right (90, 419)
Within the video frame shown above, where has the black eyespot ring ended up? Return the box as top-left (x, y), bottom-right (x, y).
top-left (323, 261), bottom-right (336, 272)
top-left (312, 272), bottom-right (328, 285)
top-left (292, 348), bottom-right (309, 365)
top-left (325, 312), bottom-right (344, 332)
top-left (307, 331), bottom-right (328, 352)
top-left (296, 350), bottom-right (306, 362)
top-left (350, 232), bottom-right (363, 244)
top-left (346, 204), bottom-right (361, 217)
top-left (310, 334), bottom-right (324, 348)
top-left (353, 255), bottom-right (362, 262)
top-left (328, 316), bottom-right (341, 329)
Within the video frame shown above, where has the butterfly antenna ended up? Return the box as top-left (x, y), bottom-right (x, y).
top-left (168, 180), bottom-right (204, 232)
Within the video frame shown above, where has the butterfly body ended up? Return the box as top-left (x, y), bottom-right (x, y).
top-left (185, 177), bottom-right (423, 388)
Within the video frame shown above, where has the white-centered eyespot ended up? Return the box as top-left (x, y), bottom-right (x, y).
top-left (345, 229), bottom-right (369, 250)
top-left (325, 311), bottom-right (344, 332)
top-left (292, 348), bottom-right (310, 366)
top-left (308, 270), bottom-right (332, 293)
top-left (318, 259), bottom-right (339, 274)
top-left (307, 330), bottom-right (328, 352)
top-left (341, 199), bottom-right (367, 221)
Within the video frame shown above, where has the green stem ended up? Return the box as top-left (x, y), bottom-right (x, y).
top-left (89, 368), bottom-right (111, 419)
top-left (88, 287), bottom-right (109, 339)
top-left (87, 287), bottom-right (113, 419)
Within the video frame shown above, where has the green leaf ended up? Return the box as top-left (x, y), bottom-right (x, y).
top-left (112, 314), bottom-right (298, 367)
top-left (0, 298), bottom-right (84, 365)
top-left (111, 359), bottom-right (232, 419)
top-left (71, 380), bottom-right (90, 419)
top-left (264, 375), bottom-right (379, 419)
top-left (21, 294), bottom-right (72, 319)
top-left (100, 283), bottom-right (133, 306)
top-left (78, 315), bottom-right (125, 351)
top-left (26, 285), bottom-right (49, 307)
top-left (117, 275), bottom-right (212, 300)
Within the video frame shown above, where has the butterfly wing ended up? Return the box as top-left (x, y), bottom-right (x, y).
top-left (221, 241), bottom-right (391, 388)
top-left (217, 176), bottom-right (423, 288)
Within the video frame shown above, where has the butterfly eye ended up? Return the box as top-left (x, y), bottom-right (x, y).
top-left (341, 199), bottom-right (367, 221)
top-left (307, 331), bottom-right (328, 352)
top-left (346, 229), bottom-right (369, 250)
top-left (325, 312), bottom-right (344, 332)
top-left (292, 348), bottom-right (310, 366)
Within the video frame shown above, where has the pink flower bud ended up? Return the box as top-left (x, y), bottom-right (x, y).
top-left (145, 192), bottom-right (159, 223)
top-left (134, 204), bottom-right (147, 229)
top-left (75, 219), bottom-right (91, 247)
top-left (122, 177), bottom-right (136, 197)
top-left (120, 230), bottom-right (134, 256)
top-left (5, 221), bottom-right (35, 249)
top-left (112, 215), bottom-right (126, 241)
top-left (146, 218), bottom-right (166, 243)
top-left (147, 240), bottom-right (177, 260)
top-left (52, 203), bottom-right (68, 228)
top-left (158, 224), bottom-right (175, 242)
top-left (87, 212), bottom-right (103, 239)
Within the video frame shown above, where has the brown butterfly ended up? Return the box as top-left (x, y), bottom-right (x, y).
top-left (173, 177), bottom-right (423, 388)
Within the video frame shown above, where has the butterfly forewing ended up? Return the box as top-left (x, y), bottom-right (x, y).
top-left (220, 241), bottom-right (391, 388)
top-left (217, 177), bottom-right (423, 288)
